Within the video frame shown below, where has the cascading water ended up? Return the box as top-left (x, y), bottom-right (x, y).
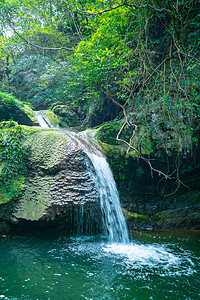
top-left (35, 111), bottom-right (129, 244)
top-left (65, 130), bottom-right (129, 244)
top-left (35, 111), bottom-right (54, 128)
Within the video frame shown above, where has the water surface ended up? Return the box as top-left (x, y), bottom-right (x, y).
top-left (0, 229), bottom-right (199, 299)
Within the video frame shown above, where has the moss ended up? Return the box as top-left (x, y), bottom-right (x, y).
top-left (21, 125), bottom-right (41, 134)
top-left (95, 121), bottom-right (122, 145)
top-left (95, 121), bottom-right (154, 155)
top-left (123, 208), bottom-right (151, 224)
top-left (38, 110), bottom-right (60, 127)
top-left (0, 127), bottom-right (67, 211)
top-left (0, 176), bottom-right (25, 204)
top-left (152, 207), bottom-right (200, 227)
top-left (13, 175), bottom-right (53, 221)
top-left (12, 128), bottom-right (69, 221)
top-left (27, 128), bottom-right (68, 172)
top-left (23, 104), bottom-right (37, 122)
top-left (137, 125), bottom-right (153, 155)
top-left (52, 105), bottom-right (80, 127)
top-left (45, 111), bottom-right (59, 127)
top-left (0, 120), bottom-right (18, 128)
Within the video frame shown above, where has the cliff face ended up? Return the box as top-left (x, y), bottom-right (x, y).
top-left (96, 125), bottom-right (200, 230)
top-left (0, 128), bottom-right (101, 230)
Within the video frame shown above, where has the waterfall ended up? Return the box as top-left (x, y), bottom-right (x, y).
top-left (35, 111), bottom-right (129, 244)
top-left (66, 130), bottom-right (129, 244)
top-left (35, 111), bottom-right (51, 128)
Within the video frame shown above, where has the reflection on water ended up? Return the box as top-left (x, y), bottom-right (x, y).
top-left (0, 229), bottom-right (199, 299)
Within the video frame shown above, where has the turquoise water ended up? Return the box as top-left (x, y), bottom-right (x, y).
top-left (0, 229), bottom-right (199, 299)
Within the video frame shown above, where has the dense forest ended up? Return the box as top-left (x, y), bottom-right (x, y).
top-left (0, 0), bottom-right (200, 228)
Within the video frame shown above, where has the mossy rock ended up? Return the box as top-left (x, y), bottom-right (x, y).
top-left (123, 208), bottom-right (151, 225)
top-left (152, 206), bottom-right (200, 228)
top-left (0, 92), bottom-right (36, 125)
top-left (10, 128), bottom-right (69, 222)
top-left (52, 105), bottom-right (80, 127)
top-left (26, 128), bottom-right (68, 173)
top-left (95, 120), bottom-right (153, 155)
top-left (95, 121), bottom-right (122, 145)
top-left (9, 127), bottom-right (101, 225)
top-left (0, 127), bottom-right (68, 216)
top-left (38, 110), bottom-right (60, 127)
top-left (13, 175), bottom-right (53, 221)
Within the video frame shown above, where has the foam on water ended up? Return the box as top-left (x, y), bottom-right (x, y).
top-left (65, 237), bottom-right (197, 278)
top-left (103, 243), bottom-right (180, 267)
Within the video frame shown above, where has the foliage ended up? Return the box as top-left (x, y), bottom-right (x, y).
top-left (5, 55), bottom-right (86, 109)
top-left (96, 121), bottom-right (134, 146)
top-left (96, 122), bottom-right (122, 145)
top-left (9, 55), bottom-right (53, 108)
top-left (0, 175), bottom-right (25, 204)
top-left (0, 122), bottom-right (29, 202)
top-left (0, 90), bottom-right (24, 111)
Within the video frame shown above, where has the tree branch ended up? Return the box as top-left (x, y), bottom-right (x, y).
top-left (83, 2), bottom-right (171, 16)
top-left (5, 19), bottom-right (75, 52)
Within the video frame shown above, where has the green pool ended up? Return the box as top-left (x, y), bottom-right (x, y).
top-left (0, 229), bottom-right (199, 299)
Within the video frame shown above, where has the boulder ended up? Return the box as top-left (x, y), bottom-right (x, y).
top-left (1, 128), bottom-right (101, 230)
top-left (52, 105), bottom-right (80, 127)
